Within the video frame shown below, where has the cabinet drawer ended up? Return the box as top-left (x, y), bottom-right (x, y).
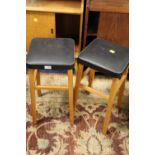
top-left (26, 11), bottom-right (55, 51)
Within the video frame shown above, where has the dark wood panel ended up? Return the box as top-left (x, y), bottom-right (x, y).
top-left (97, 12), bottom-right (129, 47)
top-left (56, 14), bottom-right (80, 44)
top-left (88, 0), bottom-right (129, 13)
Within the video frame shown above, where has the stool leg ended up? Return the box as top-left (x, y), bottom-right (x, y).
top-left (74, 64), bottom-right (84, 108)
top-left (68, 69), bottom-right (74, 125)
top-left (88, 69), bottom-right (95, 87)
top-left (117, 80), bottom-right (126, 108)
top-left (36, 70), bottom-right (41, 96)
top-left (28, 69), bottom-right (37, 124)
top-left (102, 78), bottom-right (119, 134)
top-left (74, 59), bottom-right (78, 74)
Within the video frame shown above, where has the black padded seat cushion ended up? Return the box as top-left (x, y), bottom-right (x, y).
top-left (78, 38), bottom-right (129, 78)
top-left (26, 38), bottom-right (75, 70)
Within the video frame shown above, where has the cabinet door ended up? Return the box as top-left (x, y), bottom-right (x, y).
top-left (26, 11), bottom-right (55, 51)
top-left (97, 12), bottom-right (129, 48)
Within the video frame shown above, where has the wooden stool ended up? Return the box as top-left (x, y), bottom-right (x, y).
top-left (26, 38), bottom-right (75, 125)
top-left (74, 38), bottom-right (129, 134)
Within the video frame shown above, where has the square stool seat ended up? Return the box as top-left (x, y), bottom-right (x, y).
top-left (78, 38), bottom-right (129, 78)
top-left (27, 38), bottom-right (75, 70)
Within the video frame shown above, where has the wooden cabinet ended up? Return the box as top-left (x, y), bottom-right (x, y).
top-left (26, 0), bottom-right (84, 55)
top-left (26, 11), bottom-right (55, 50)
top-left (83, 0), bottom-right (129, 48)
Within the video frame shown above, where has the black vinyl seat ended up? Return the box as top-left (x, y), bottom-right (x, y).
top-left (78, 38), bottom-right (129, 78)
top-left (26, 38), bottom-right (75, 70)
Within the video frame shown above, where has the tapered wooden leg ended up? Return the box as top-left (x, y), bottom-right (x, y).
top-left (88, 69), bottom-right (95, 87)
top-left (28, 69), bottom-right (37, 124)
top-left (74, 64), bottom-right (84, 108)
top-left (36, 70), bottom-right (41, 96)
top-left (68, 69), bottom-right (74, 125)
top-left (102, 78), bottom-right (119, 134)
top-left (74, 59), bottom-right (78, 74)
top-left (117, 80), bottom-right (126, 108)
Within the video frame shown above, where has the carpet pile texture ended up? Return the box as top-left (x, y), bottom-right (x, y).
top-left (26, 73), bottom-right (129, 155)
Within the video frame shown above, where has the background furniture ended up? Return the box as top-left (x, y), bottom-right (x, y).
top-left (27, 38), bottom-right (75, 125)
top-left (74, 38), bottom-right (129, 134)
top-left (26, 0), bottom-right (84, 56)
top-left (83, 0), bottom-right (129, 48)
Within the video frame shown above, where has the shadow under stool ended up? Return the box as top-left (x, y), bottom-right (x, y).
top-left (74, 38), bottom-right (129, 134)
top-left (26, 38), bottom-right (75, 125)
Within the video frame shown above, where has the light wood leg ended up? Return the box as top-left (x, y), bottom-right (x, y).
top-left (88, 69), bottom-right (95, 87)
top-left (74, 59), bottom-right (78, 74)
top-left (81, 67), bottom-right (90, 79)
top-left (28, 69), bottom-right (37, 124)
top-left (74, 64), bottom-right (84, 108)
top-left (117, 80), bottom-right (126, 108)
top-left (102, 78), bottom-right (119, 134)
top-left (68, 69), bottom-right (74, 125)
top-left (36, 70), bottom-right (41, 96)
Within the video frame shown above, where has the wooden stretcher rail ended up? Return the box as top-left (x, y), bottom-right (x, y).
top-left (80, 84), bottom-right (108, 101)
top-left (35, 85), bottom-right (68, 90)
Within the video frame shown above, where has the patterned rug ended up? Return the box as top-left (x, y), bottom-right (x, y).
top-left (26, 73), bottom-right (129, 155)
